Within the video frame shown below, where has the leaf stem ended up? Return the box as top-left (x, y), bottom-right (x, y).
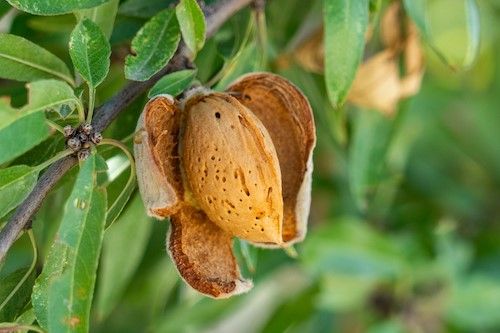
top-left (206, 17), bottom-right (255, 87)
top-left (35, 149), bottom-right (74, 172)
top-left (87, 87), bottom-right (96, 123)
top-left (239, 240), bottom-right (256, 273)
top-left (45, 119), bottom-right (64, 134)
top-left (98, 138), bottom-right (136, 229)
top-left (76, 99), bottom-right (86, 124)
top-left (253, 0), bottom-right (268, 68)
top-left (283, 245), bottom-right (298, 258)
top-left (0, 230), bottom-right (37, 313)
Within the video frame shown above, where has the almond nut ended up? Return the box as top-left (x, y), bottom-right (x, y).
top-left (182, 92), bottom-right (284, 244)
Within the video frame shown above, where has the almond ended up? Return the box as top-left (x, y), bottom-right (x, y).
top-left (134, 72), bottom-right (315, 298)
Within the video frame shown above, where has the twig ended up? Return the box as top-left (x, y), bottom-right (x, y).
top-left (0, 0), bottom-right (253, 262)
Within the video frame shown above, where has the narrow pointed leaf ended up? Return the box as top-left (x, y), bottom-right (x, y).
top-left (125, 9), bottom-right (181, 81)
top-left (69, 19), bottom-right (111, 88)
top-left (148, 69), bottom-right (196, 98)
top-left (0, 100), bottom-right (49, 165)
top-left (96, 195), bottom-right (152, 319)
top-left (106, 176), bottom-right (136, 226)
top-left (15, 308), bottom-right (36, 326)
top-left (0, 165), bottom-right (39, 219)
top-left (402, 0), bottom-right (429, 36)
top-left (32, 154), bottom-right (107, 332)
top-left (0, 2), bottom-right (11, 18)
top-left (176, 0), bottom-right (206, 57)
top-left (323, 0), bottom-right (369, 108)
top-left (75, 0), bottom-right (119, 40)
top-left (118, 0), bottom-right (175, 18)
top-left (463, 0), bottom-right (480, 68)
top-left (214, 42), bottom-right (261, 90)
top-left (0, 267), bottom-right (36, 322)
top-left (403, 0), bottom-right (481, 69)
top-left (5, 0), bottom-right (111, 15)
top-left (0, 34), bottom-right (73, 84)
top-left (349, 111), bottom-right (393, 210)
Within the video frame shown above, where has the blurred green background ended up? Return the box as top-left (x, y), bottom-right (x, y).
top-left (1, 0), bottom-right (500, 332)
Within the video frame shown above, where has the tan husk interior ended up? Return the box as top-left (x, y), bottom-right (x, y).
top-left (168, 206), bottom-right (251, 298)
top-left (228, 73), bottom-right (315, 243)
top-left (145, 97), bottom-right (184, 216)
top-left (181, 92), bottom-right (284, 244)
top-left (134, 97), bottom-right (184, 218)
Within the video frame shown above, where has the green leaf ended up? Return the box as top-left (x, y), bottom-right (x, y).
top-left (15, 307), bottom-right (36, 326)
top-left (23, 79), bottom-right (81, 118)
top-left (349, 111), bottom-right (393, 210)
top-left (214, 42), bottom-right (261, 90)
top-left (0, 2), bottom-right (11, 18)
top-left (323, 0), bottom-right (369, 108)
top-left (69, 19), bottom-right (111, 88)
top-left (234, 240), bottom-right (258, 275)
top-left (403, 0), bottom-right (481, 69)
top-left (0, 267), bottom-right (36, 322)
top-left (302, 218), bottom-right (407, 312)
top-left (176, 0), bottom-right (206, 57)
top-left (95, 154), bottom-right (109, 187)
top-left (32, 154), bottom-right (107, 332)
top-left (27, 15), bottom-right (75, 33)
top-left (0, 100), bottom-right (49, 165)
top-left (6, 0), bottom-right (111, 15)
top-left (75, 0), bottom-right (119, 40)
top-left (106, 180), bottom-right (135, 227)
top-left (402, 0), bottom-right (429, 36)
top-left (1, 80), bottom-right (77, 156)
top-left (0, 165), bottom-right (39, 219)
top-left (96, 195), bottom-right (152, 319)
top-left (448, 275), bottom-right (500, 330)
top-left (148, 69), bottom-right (196, 98)
top-left (463, 0), bottom-right (480, 68)
top-left (0, 34), bottom-right (73, 85)
top-left (99, 143), bottom-right (136, 226)
top-left (119, 0), bottom-right (175, 18)
top-left (369, 0), bottom-right (382, 13)
top-left (125, 9), bottom-right (181, 81)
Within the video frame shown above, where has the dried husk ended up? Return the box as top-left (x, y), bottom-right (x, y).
top-left (348, 22), bottom-right (424, 115)
top-left (347, 50), bottom-right (402, 115)
top-left (400, 23), bottom-right (425, 98)
top-left (381, 2), bottom-right (404, 50)
top-left (293, 27), bottom-right (324, 74)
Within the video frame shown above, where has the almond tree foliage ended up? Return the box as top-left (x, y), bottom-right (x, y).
top-left (0, 0), bottom-right (499, 332)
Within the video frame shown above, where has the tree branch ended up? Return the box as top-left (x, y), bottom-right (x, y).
top-left (0, 0), bottom-right (253, 262)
